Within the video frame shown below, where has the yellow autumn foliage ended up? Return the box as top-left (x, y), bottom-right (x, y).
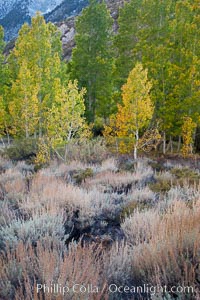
top-left (104, 63), bottom-right (154, 157)
top-left (181, 116), bottom-right (197, 157)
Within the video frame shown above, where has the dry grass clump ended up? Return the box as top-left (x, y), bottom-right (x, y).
top-left (120, 187), bottom-right (156, 220)
top-left (55, 184), bottom-right (123, 219)
top-left (122, 209), bottom-right (160, 246)
top-left (128, 186), bottom-right (156, 203)
top-left (150, 166), bottom-right (200, 197)
top-left (1, 153), bottom-right (200, 300)
top-left (63, 138), bottom-right (109, 164)
top-left (21, 173), bottom-right (122, 220)
top-left (84, 170), bottom-right (135, 193)
top-left (154, 171), bottom-right (173, 181)
top-left (43, 160), bottom-right (98, 179)
top-left (0, 200), bottom-right (16, 226)
top-left (124, 200), bottom-right (200, 297)
top-left (0, 168), bottom-right (26, 196)
top-left (0, 213), bottom-right (66, 250)
top-left (14, 161), bottom-right (34, 174)
top-left (22, 172), bottom-right (69, 216)
top-left (100, 158), bottom-right (118, 173)
top-left (84, 158), bottom-right (154, 192)
top-left (170, 166), bottom-right (200, 180)
top-left (45, 158), bottom-right (118, 182)
top-left (165, 185), bottom-right (200, 204)
top-left (0, 239), bottom-right (108, 300)
top-left (0, 156), bottom-right (13, 172)
top-left (149, 172), bottom-right (172, 194)
top-left (103, 241), bottom-right (132, 285)
top-left (134, 159), bottom-right (153, 178)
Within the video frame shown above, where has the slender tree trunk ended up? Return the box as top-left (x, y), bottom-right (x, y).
top-left (163, 131), bottom-right (166, 155)
top-left (64, 144), bottom-right (68, 161)
top-left (170, 136), bottom-right (173, 153)
top-left (55, 149), bottom-right (65, 161)
top-left (177, 135), bottom-right (181, 153)
top-left (38, 93), bottom-right (42, 138)
top-left (67, 127), bottom-right (73, 142)
top-left (190, 143), bottom-right (193, 154)
top-left (115, 137), bottom-right (119, 153)
top-left (194, 126), bottom-right (200, 152)
top-left (134, 146), bottom-right (137, 160)
top-left (7, 132), bottom-right (10, 145)
top-left (1, 138), bottom-right (5, 148)
top-left (88, 80), bottom-right (93, 122)
top-left (39, 123), bottom-right (42, 138)
top-left (134, 129), bottom-right (139, 160)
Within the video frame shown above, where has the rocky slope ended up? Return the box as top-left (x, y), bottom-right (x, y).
top-left (3, 0), bottom-right (125, 60)
top-left (0, 0), bottom-right (88, 41)
top-left (46, 0), bottom-right (88, 23)
top-left (58, 0), bottom-right (125, 61)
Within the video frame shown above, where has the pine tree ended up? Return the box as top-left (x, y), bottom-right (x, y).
top-left (71, 0), bottom-right (114, 122)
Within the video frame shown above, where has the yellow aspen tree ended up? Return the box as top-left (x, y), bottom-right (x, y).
top-left (116, 62), bottom-right (154, 159)
top-left (9, 13), bottom-right (63, 138)
top-left (47, 79), bottom-right (88, 142)
top-left (181, 116), bottom-right (197, 157)
top-left (103, 114), bottom-right (120, 153)
top-left (0, 96), bottom-right (6, 137)
top-left (36, 80), bottom-right (90, 163)
top-left (9, 60), bottom-right (39, 138)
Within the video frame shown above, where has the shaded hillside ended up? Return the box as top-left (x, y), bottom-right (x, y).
top-left (57, 0), bottom-right (124, 60)
top-left (3, 0), bottom-right (125, 60)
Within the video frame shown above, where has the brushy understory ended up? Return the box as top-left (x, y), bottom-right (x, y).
top-left (0, 150), bottom-right (200, 300)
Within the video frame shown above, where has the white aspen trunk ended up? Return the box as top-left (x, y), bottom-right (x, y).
top-left (170, 136), bottom-right (173, 153)
top-left (64, 145), bottom-right (68, 162)
top-left (55, 149), bottom-right (65, 161)
top-left (38, 93), bottom-right (42, 138)
top-left (190, 143), bottom-right (193, 154)
top-left (7, 132), bottom-right (10, 145)
top-left (1, 138), bottom-right (5, 147)
top-left (163, 131), bottom-right (166, 154)
top-left (115, 137), bottom-right (119, 153)
top-left (67, 128), bottom-right (73, 141)
top-left (177, 135), bottom-right (181, 153)
top-left (134, 146), bottom-right (137, 160)
top-left (134, 129), bottom-right (139, 160)
top-left (88, 80), bottom-right (93, 121)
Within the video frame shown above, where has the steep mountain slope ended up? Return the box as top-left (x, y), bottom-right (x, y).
top-left (0, 0), bottom-right (64, 19)
top-left (45, 0), bottom-right (88, 23)
top-left (0, 0), bottom-right (16, 19)
top-left (0, 0), bottom-right (87, 40)
top-left (3, 0), bottom-right (125, 61)
top-left (0, 0), bottom-right (31, 41)
top-left (58, 0), bottom-right (124, 60)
